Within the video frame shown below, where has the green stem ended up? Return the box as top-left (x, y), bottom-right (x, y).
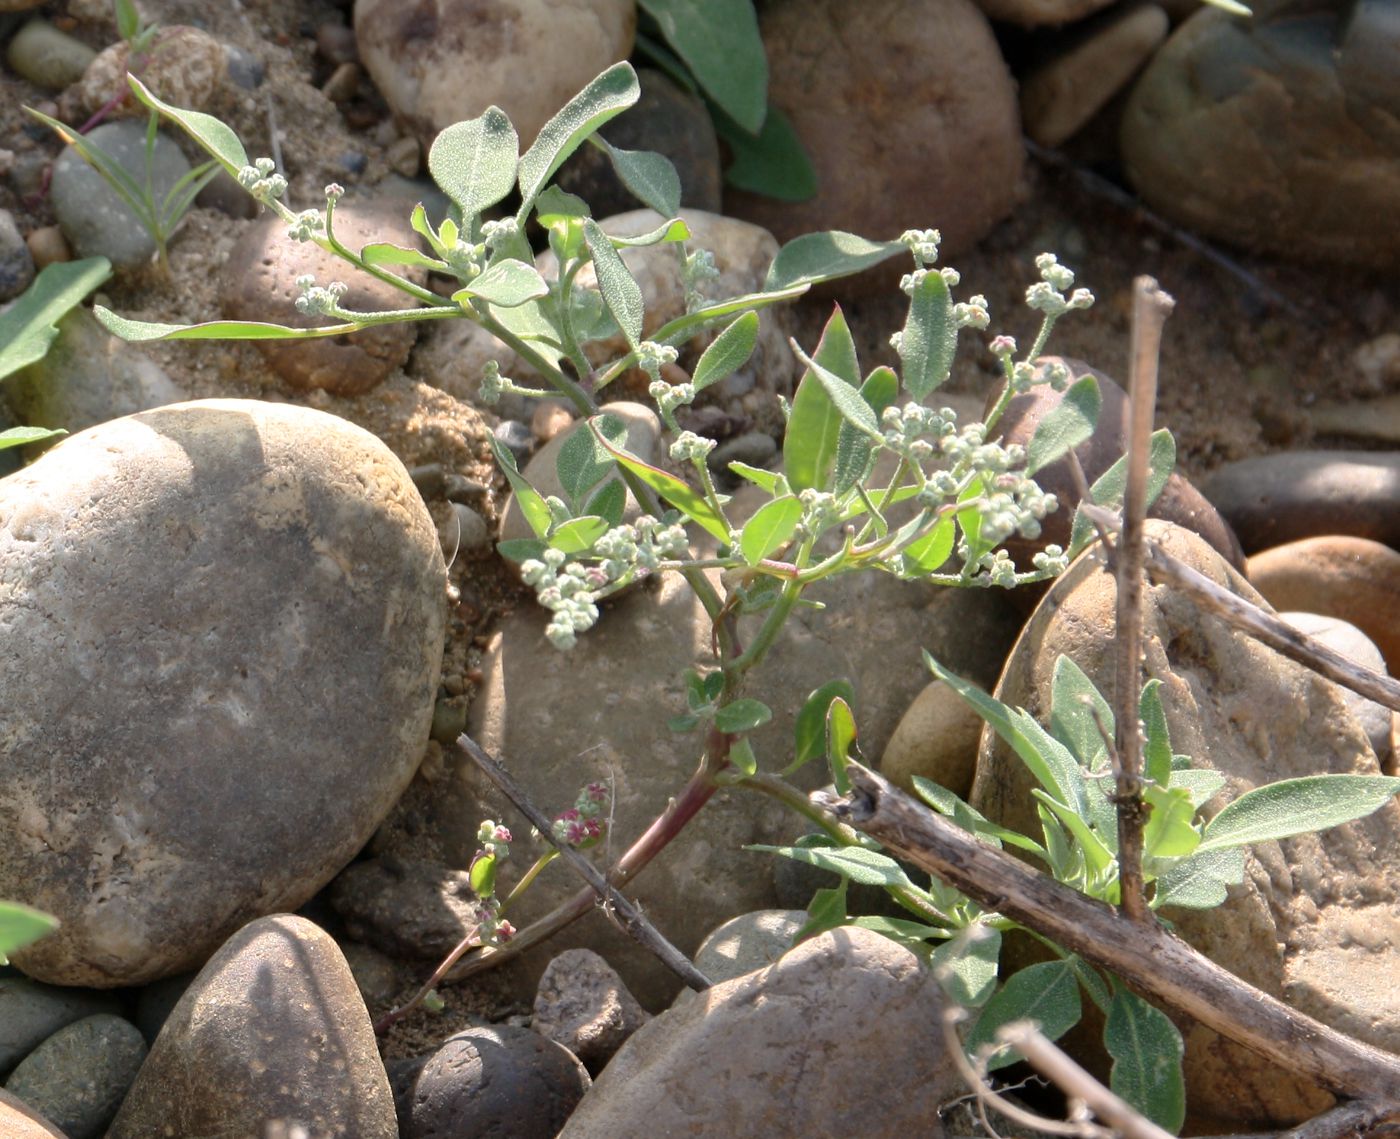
top-left (499, 850), bottom-right (558, 916)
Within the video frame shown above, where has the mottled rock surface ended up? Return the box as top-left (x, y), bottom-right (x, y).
top-left (4, 1014), bottom-right (146, 1139)
top-left (533, 949), bottom-right (649, 1074)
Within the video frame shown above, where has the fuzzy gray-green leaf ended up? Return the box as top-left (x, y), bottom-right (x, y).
top-left (429, 108), bottom-right (519, 220)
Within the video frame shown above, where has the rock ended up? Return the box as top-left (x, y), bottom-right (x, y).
top-left (1121, 7), bottom-right (1400, 269)
top-left (1307, 393), bottom-right (1400, 444)
top-left (108, 915), bottom-right (397, 1139)
top-left (329, 857), bottom-right (479, 959)
top-left (5, 20), bottom-right (96, 90)
top-left (49, 121), bottom-right (190, 270)
top-left (1354, 333), bottom-right (1400, 391)
top-left (339, 940), bottom-right (402, 1009)
top-left (971, 521), bottom-right (1400, 1130)
top-left (1021, 3), bottom-right (1170, 147)
top-left (532, 948), bottom-right (650, 1074)
top-left (354, 0), bottom-right (635, 150)
top-left (554, 68), bottom-right (722, 216)
top-left (24, 226), bottom-right (69, 270)
top-left (499, 400), bottom-right (659, 548)
top-left (6, 307), bottom-right (184, 435)
top-left (1247, 535), bottom-right (1400, 673)
top-left (0, 208), bottom-right (35, 301)
top-left (132, 972), bottom-right (194, 1044)
top-left (880, 678), bottom-right (986, 798)
top-left (0, 1090), bottom-right (66, 1139)
top-left (221, 205), bottom-right (427, 395)
top-left (391, 1025), bottom-right (589, 1139)
top-left (0, 979), bottom-right (120, 1072)
top-left (422, 550), bottom-right (1020, 1008)
top-left (1280, 612), bottom-right (1392, 765)
top-left (443, 502), bottom-right (491, 556)
top-left (971, 0), bottom-right (1117, 27)
top-left (559, 926), bottom-right (960, 1138)
top-left (709, 429), bottom-right (777, 474)
top-left (4, 1014), bottom-right (147, 1139)
top-left (530, 399), bottom-right (573, 445)
top-left (66, 26), bottom-right (226, 120)
top-left (492, 417), bottom-right (534, 465)
top-left (1201, 451), bottom-right (1400, 554)
top-left (0, 399), bottom-right (445, 985)
top-left (692, 909), bottom-right (806, 985)
top-left (726, 0), bottom-right (1022, 287)
top-left (990, 357), bottom-right (1243, 596)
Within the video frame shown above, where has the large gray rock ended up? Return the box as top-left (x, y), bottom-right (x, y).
top-left (4, 1014), bottom-right (146, 1139)
top-left (971, 522), bottom-right (1400, 1130)
top-left (108, 915), bottom-right (397, 1139)
top-left (0, 399), bottom-right (445, 985)
top-left (559, 926), bottom-right (960, 1137)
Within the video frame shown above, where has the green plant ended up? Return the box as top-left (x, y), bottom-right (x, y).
top-left (0, 256), bottom-right (112, 452)
top-left (93, 63), bottom-right (1397, 1133)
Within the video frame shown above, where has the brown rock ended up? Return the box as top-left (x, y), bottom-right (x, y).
top-left (725, 0), bottom-right (1023, 289)
top-left (24, 225), bottom-right (70, 270)
top-left (972, 521), bottom-right (1400, 1131)
top-left (1247, 535), bottom-right (1400, 673)
top-left (354, 0), bottom-right (635, 150)
top-left (0, 1091), bottom-right (66, 1139)
top-left (880, 678), bottom-right (986, 798)
top-left (559, 927), bottom-right (959, 1138)
top-left (108, 915), bottom-right (396, 1139)
top-left (328, 857), bottom-right (478, 959)
top-left (221, 205), bottom-right (426, 395)
top-left (67, 26), bottom-right (226, 120)
top-left (971, 0), bottom-right (1117, 27)
top-left (532, 948), bottom-right (650, 1074)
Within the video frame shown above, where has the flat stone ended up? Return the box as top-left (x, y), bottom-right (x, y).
top-left (559, 927), bottom-right (960, 1138)
top-left (0, 400), bottom-right (445, 985)
top-left (329, 857), bottom-right (478, 959)
top-left (1246, 535), bottom-right (1400, 674)
top-left (4, 1014), bottom-right (146, 1139)
top-left (1202, 451), bottom-right (1400, 553)
top-left (108, 915), bottom-right (396, 1139)
top-left (354, 0), bottom-right (635, 150)
top-left (532, 948), bottom-right (650, 1074)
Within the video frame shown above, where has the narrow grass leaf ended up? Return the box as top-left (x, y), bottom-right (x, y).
top-left (1199, 775), bottom-right (1400, 851)
top-left (1106, 987), bottom-right (1186, 1133)
top-left (1026, 373), bottom-right (1101, 476)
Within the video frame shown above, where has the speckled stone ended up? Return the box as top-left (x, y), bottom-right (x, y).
top-left (4, 1014), bottom-right (146, 1139)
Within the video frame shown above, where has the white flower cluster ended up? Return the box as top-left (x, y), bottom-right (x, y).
top-left (796, 488), bottom-right (839, 541)
top-left (637, 340), bottom-right (679, 382)
top-left (293, 275), bottom-right (347, 317)
top-left (954, 295), bottom-right (991, 330)
top-left (669, 430), bottom-right (715, 465)
top-left (286, 209), bottom-right (325, 243)
top-left (899, 228), bottom-right (942, 267)
top-left (1025, 253), bottom-right (1094, 318)
top-left (479, 360), bottom-right (505, 406)
top-left (523, 518), bottom-right (689, 649)
top-left (235, 157), bottom-right (286, 202)
top-left (881, 402), bottom-right (957, 462)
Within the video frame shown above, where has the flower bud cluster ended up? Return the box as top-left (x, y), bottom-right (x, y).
top-left (637, 340), bottom-right (679, 384)
top-left (881, 402), bottom-right (958, 462)
top-left (551, 782), bottom-right (610, 847)
top-left (796, 488), bottom-right (840, 541)
top-left (1032, 544), bottom-right (1070, 576)
top-left (471, 896), bottom-right (514, 946)
top-left (648, 378), bottom-right (695, 418)
top-left (235, 157), bottom-right (286, 202)
top-left (286, 209), bottom-right (325, 243)
top-left (481, 217), bottom-right (519, 252)
top-left (1026, 253), bottom-right (1094, 318)
top-left (323, 183), bottom-right (344, 205)
top-left (593, 516), bottom-right (689, 580)
top-left (669, 430), bottom-right (715, 465)
top-left (954, 295), bottom-right (991, 330)
top-left (475, 820), bottom-right (512, 859)
top-left (479, 360), bottom-right (505, 405)
top-left (899, 228), bottom-right (942, 267)
top-left (293, 275), bottom-right (347, 317)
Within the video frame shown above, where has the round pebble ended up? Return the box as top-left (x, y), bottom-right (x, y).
top-left (4, 1015), bottom-right (147, 1139)
top-left (493, 418), bottom-right (534, 465)
top-left (0, 208), bottom-right (35, 301)
top-left (5, 20), bottom-right (96, 90)
top-left (24, 226), bottom-right (70, 270)
top-left (68, 25), bottom-right (227, 119)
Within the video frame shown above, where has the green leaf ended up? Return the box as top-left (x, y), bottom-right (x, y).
top-left (1032, 790), bottom-right (1116, 884)
top-left (596, 137), bottom-right (681, 217)
top-left (911, 777), bottom-right (1049, 858)
top-left (638, 0), bottom-right (767, 132)
top-left (668, 712), bottom-right (701, 733)
top-left (899, 269), bottom-right (956, 400)
top-left (750, 843), bottom-right (916, 891)
top-left (796, 880), bottom-right (848, 942)
top-left (0, 257), bottom-right (111, 382)
top-left (715, 103), bottom-right (817, 201)
top-left (729, 736), bottom-right (759, 776)
top-left (764, 231), bottom-right (905, 293)
top-left (715, 698), bottom-right (772, 734)
top-left (0, 426), bottom-right (65, 451)
top-left (834, 365), bottom-right (898, 495)
top-left (1027, 373), bottom-right (1101, 476)
top-left (1049, 655), bottom-right (1112, 771)
top-left (114, 0), bottom-right (141, 41)
top-left (582, 218), bottom-right (644, 350)
top-left (1168, 767), bottom-right (1227, 810)
top-left (535, 185), bottom-right (592, 226)
top-left (548, 516), bottom-right (609, 555)
top-left (454, 259), bottom-right (549, 309)
top-left (1140, 679), bottom-right (1174, 788)
top-left (1105, 986), bottom-right (1186, 1133)
top-left (899, 514), bottom-right (957, 576)
top-left (607, 218), bottom-right (691, 248)
top-left (783, 306), bottom-right (860, 493)
top-left (496, 537), bottom-right (547, 564)
top-left (584, 479), bottom-right (627, 526)
top-left (931, 927), bottom-right (1002, 1007)
top-left (797, 345), bottom-right (883, 444)
top-left (428, 108), bottom-right (519, 219)
top-left (965, 959), bottom-right (1082, 1071)
top-left (516, 62), bottom-right (639, 221)
top-left (1142, 784), bottom-right (1201, 862)
top-left (1198, 775), bottom-right (1400, 852)
top-left (360, 242), bottom-right (447, 272)
top-left (1152, 846), bottom-right (1245, 910)
top-left (1069, 429), bottom-right (1176, 557)
top-left (490, 435), bottom-right (552, 539)
top-left (0, 901), bottom-right (57, 965)
top-left (692, 312), bottom-right (759, 393)
top-left (738, 495), bottom-right (802, 566)
top-left (557, 413), bottom-right (626, 508)
top-left (727, 461), bottom-right (784, 494)
top-left (469, 852), bottom-right (497, 898)
top-left (827, 697), bottom-right (858, 795)
top-left (126, 75), bottom-right (250, 172)
top-left (94, 308), bottom-right (364, 343)
top-left (644, 285), bottom-right (809, 354)
top-left (789, 680), bottom-right (857, 774)
top-left (591, 423), bottom-right (731, 544)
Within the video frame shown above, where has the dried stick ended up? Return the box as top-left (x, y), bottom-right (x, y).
top-left (1113, 277), bottom-right (1175, 922)
top-left (460, 734), bottom-right (712, 992)
top-left (819, 762), bottom-right (1400, 1103)
top-left (1079, 503), bottom-right (1400, 716)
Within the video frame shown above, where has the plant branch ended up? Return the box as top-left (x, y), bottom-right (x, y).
top-left (821, 762), bottom-right (1400, 1103)
top-left (1113, 276), bottom-right (1175, 923)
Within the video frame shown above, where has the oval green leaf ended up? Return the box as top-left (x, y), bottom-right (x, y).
top-left (899, 268), bottom-right (955, 400)
top-left (428, 107), bottom-right (519, 219)
top-left (1199, 774), bottom-right (1400, 852)
top-left (765, 231), bottom-right (905, 293)
top-left (715, 698), bottom-right (772, 734)
top-left (1027, 373), bottom-right (1101, 476)
top-left (692, 312), bottom-right (759, 392)
top-left (739, 495), bottom-right (802, 565)
top-left (965, 959), bottom-right (1082, 1072)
